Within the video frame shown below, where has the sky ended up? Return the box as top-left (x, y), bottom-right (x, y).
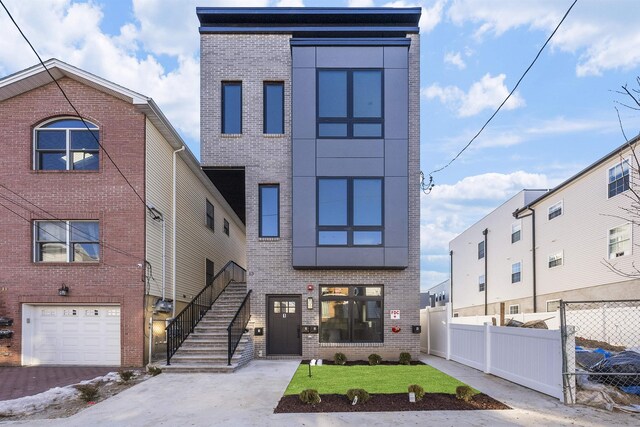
top-left (1, 0), bottom-right (640, 291)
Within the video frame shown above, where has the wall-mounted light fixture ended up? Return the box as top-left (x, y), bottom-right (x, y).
top-left (307, 296), bottom-right (313, 310)
top-left (254, 327), bottom-right (264, 336)
top-left (58, 284), bottom-right (69, 296)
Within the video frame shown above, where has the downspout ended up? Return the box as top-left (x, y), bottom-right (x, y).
top-left (449, 250), bottom-right (453, 312)
top-left (172, 145), bottom-right (186, 317)
top-left (531, 208), bottom-right (537, 313)
top-left (483, 228), bottom-right (488, 316)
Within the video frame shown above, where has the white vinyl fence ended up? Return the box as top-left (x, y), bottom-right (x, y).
top-left (421, 303), bottom-right (564, 401)
top-left (452, 311), bottom-right (561, 330)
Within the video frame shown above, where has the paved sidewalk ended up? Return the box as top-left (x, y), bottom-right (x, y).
top-left (0, 367), bottom-right (114, 401)
top-left (2, 357), bottom-right (638, 426)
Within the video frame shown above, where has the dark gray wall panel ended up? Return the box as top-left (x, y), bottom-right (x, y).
top-left (293, 139), bottom-right (316, 177)
top-left (292, 176), bottom-right (316, 247)
top-left (317, 247), bottom-right (384, 267)
top-left (317, 158), bottom-right (384, 176)
top-left (385, 247), bottom-right (408, 268)
top-left (384, 69), bottom-right (408, 139)
top-left (292, 68), bottom-right (316, 138)
top-left (316, 47), bottom-right (383, 68)
top-left (292, 46), bottom-right (316, 68)
top-left (293, 247), bottom-right (317, 267)
top-left (317, 139), bottom-right (383, 158)
top-left (385, 139), bottom-right (408, 177)
top-left (383, 46), bottom-right (408, 68)
top-left (384, 177), bottom-right (408, 247)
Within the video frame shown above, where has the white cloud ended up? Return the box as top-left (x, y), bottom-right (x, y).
top-left (447, 0), bottom-right (640, 77)
top-left (429, 171), bottom-right (551, 201)
top-left (444, 51), bottom-right (465, 69)
top-left (348, 0), bottom-right (374, 6)
top-left (423, 73), bottom-right (525, 117)
top-left (383, 1), bottom-right (445, 33)
top-left (421, 270), bottom-right (449, 290)
top-left (276, 0), bottom-right (304, 6)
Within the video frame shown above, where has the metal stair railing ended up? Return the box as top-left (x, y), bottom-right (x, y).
top-left (165, 261), bottom-right (246, 365)
top-left (227, 290), bottom-right (251, 365)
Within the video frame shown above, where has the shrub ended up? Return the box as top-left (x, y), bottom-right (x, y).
top-left (118, 369), bottom-right (135, 382)
top-left (299, 389), bottom-right (321, 405)
top-left (334, 352), bottom-right (347, 365)
top-left (75, 384), bottom-right (99, 402)
top-left (456, 385), bottom-right (475, 402)
top-left (399, 352), bottom-right (412, 365)
top-left (147, 366), bottom-right (162, 376)
top-left (346, 388), bottom-right (370, 404)
top-left (368, 353), bottom-right (382, 366)
top-left (408, 384), bottom-right (425, 401)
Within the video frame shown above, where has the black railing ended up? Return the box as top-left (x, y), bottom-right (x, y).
top-left (166, 261), bottom-right (245, 365)
top-left (227, 290), bottom-right (252, 365)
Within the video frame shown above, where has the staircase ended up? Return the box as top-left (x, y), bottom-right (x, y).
top-left (163, 282), bottom-right (252, 373)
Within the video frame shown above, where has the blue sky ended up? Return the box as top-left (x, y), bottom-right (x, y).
top-left (1, 0), bottom-right (639, 290)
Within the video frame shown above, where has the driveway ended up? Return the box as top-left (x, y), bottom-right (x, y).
top-left (1, 356), bottom-right (637, 426)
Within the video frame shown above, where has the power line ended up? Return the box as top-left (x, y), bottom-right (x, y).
top-left (422, 0), bottom-right (579, 194)
top-left (0, 0), bottom-right (148, 210)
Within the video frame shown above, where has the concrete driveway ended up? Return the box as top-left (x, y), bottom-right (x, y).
top-left (2, 356), bottom-right (637, 426)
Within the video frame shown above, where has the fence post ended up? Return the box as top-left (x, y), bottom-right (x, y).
top-left (445, 303), bottom-right (451, 360)
top-left (484, 322), bottom-right (491, 374)
top-left (563, 325), bottom-right (576, 405)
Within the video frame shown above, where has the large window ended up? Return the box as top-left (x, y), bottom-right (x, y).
top-left (548, 201), bottom-right (563, 220)
top-left (222, 82), bottom-right (242, 134)
top-left (263, 82), bottom-right (284, 134)
top-left (206, 199), bottom-right (215, 231)
top-left (320, 285), bottom-right (383, 343)
top-left (317, 178), bottom-right (383, 246)
top-left (34, 118), bottom-right (99, 170)
top-left (511, 262), bottom-right (522, 283)
top-left (317, 69), bottom-right (383, 138)
top-left (609, 224), bottom-right (631, 259)
top-left (259, 184), bottom-right (279, 237)
top-left (511, 221), bottom-right (521, 243)
top-left (34, 220), bottom-right (99, 262)
top-left (608, 160), bottom-right (630, 198)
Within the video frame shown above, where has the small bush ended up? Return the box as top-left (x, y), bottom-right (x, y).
top-left (399, 352), bottom-right (412, 365)
top-left (368, 353), bottom-right (382, 366)
top-left (147, 366), bottom-right (162, 376)
top-left (456, 385), bottom-right (475, 402)
top-left (75, 384), bottom-right (99, 402)
top-left (408, 384), bottom-right (425, 401)
top-left (346, 388), bottom-right (370, 404)
top-left (118, 369), bottom-right (135, 382)
top-left (334, 352), bottom-right (347, 365)
top-left (299, 389), bottom-right (321, 405)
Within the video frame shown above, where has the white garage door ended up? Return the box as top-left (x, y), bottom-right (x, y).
top-left (30, 305), bottom-right (121, 366)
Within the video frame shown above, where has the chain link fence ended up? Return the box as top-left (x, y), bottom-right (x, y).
top-left (560, 300), bottom-right (640, 411)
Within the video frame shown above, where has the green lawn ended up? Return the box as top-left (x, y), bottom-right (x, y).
top-left (284, 364), bottom-right (477, 395)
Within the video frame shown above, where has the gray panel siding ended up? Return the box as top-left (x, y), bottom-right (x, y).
top-left (292, 247), bottom-right (316, 267)
top-left (317, 247), bottom-right (385, 267)
top-left (385, 247), bottom-right (409, 268)
top-left (292, 68), bottom-right (316, 138)
top-left (384, 69), bottom-right (408, 139)
top-left (292, 176), bottom-right (316, 247)
top-left (317, 157), bottom-right (384, 176)
top-left (317, 139), bottom-right (383, 158)
top-left (384, 46), bottom-right (408, 69)
top-left (384, 177), bottom-right (409, 248)
top-left (385, 139), bottom-right (408, 177)
top-left (293, 139), bottom-right (316, 177)
top-left (292, 46), bottom-right (316, 68)
top-left (316, 47), bottom-right (383, 68)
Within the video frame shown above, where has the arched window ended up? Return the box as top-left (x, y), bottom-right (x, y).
top-left (34, 118), bottom-right (99, 170)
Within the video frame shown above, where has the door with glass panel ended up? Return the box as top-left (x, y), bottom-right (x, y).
top-left (267, 296), bottom-right (302, 355)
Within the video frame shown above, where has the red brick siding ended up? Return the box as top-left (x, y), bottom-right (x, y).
top-left (0, 78), bottom-right (146, 366)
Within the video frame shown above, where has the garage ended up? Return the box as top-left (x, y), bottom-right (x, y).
top-left (22, 305), bottom-right (121, 366)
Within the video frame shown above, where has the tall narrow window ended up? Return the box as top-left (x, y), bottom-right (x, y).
top-left (264, 82), bottom-right (284, 134)
top-left (478, 241), bottom-right (485, 259)
top-left (608, 224), bottom-right (631, 259)
top-left (511, 262), bottom-right (521, 283)
top-left (34, 118), bottom-right (99, 170)
top-left (259, 184), bottom-right (279, 237)
top-left (478, 275), bottom-right (485, 292)
top-left (206, 258), bottom-right (214, 286)
top-left (608, 160), bottom-right (630, 198)
top-left (206, 199), bottom-right (215, 231)
top-left (224, 219), bottom-right (230, 236)
top-left (511, 221), bottom-right (521, 243)
top-left (222, 82), bottom-right (242, 134)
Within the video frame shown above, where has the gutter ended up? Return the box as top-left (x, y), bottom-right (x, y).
top-left (449, 250), bottom-right (453, 312)
top-left (483, 228), bottom-right (488, 316)
top-left (514, 207), bottom-right (537, 312)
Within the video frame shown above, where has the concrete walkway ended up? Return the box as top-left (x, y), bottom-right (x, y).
top-left (2, 356), bottom-right (637, 426)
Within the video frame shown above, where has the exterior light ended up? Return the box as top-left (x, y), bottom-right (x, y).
top-left (58, 284), bottom-right (69, 296)
top-left (307, 297), bottom-right (313, 310)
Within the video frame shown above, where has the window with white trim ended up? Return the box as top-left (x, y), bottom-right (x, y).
top-left (548, 251), bottom-right (563, 268)
top-left (511, 262), bottom-right (521, 283)
top-left (509, 304), bottom-right (520, 314)
top-left (608, 224), bottom-right (631, 259)
top-left (608, 159), bottom-right (630, 198)
top-left (548, 201), bottom-right (563, 220)
top-left (34, 118), bottom-right (99, 170)
top-left (546, 300), bottom-right (560, 312)
top-left (478, 274), bottom-right (485, 292)
top-left (511, 221), bottom-right (521, 243)
top-left (34, 220), bottom-right (99, 262)
top-left (478, 241), bottom-right (485, 259)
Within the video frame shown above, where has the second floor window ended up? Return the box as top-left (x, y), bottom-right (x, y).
top-left (34, 220), bottom-right (99, 262)
top-left (548, 251), bottom-right (563, 268)
top-left (317, 178), bottom-right (383, 246)
top-left (222, 82), bottom-right (242, 134)
top-left (206, 258), bottom-right (214, 286)
top-left (511, 262), bottom-right (521, 283)
top-left (224, 219), bottom-right (230, 236)
top-left (478, 275), bottom-right (485, 292)
top-left (609, 224), bottom-right (631, 259)
top-left (478, 241), bottom-right (485, 259)
top-left (34, 118), bottom-right (99, 170)
top-left (317, 69), bottom-right (383, 138)
top-left (206, 199), bottom-right (215, 231)
top-left (264, 82), bottom-right (284, 134)
top-left (259, 184), bottom-right (279, 237)
top-left (608, 159), bottom-right (629, 198)
top-left (511, 221), bottom-right (521, 243)
top-left (548, 201), bottom-right (563, 220)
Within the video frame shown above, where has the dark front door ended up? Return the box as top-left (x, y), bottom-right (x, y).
top-left (267, 295), bottom-right (302, 355)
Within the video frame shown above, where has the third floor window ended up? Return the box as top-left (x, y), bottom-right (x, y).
top-left (34, 118), bottom-right (99, 171)
top-left (222, 82), bottom-right (242, 134)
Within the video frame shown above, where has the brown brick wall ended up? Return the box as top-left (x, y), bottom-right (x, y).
top-left (0, 78), bottom-right (146, 366)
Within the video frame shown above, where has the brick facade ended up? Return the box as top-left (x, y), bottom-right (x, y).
top-left (0, 78), bottom-right (146, 367)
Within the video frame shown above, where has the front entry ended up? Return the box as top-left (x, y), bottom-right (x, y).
top-left (267, 295), bottom-right (302, 355)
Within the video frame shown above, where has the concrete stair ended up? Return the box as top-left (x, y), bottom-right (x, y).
top-left (163, 282), bottom-right (251, 373)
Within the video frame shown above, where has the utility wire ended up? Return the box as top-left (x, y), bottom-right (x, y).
top-left (0, 0), bottom-right (148, 209)
top-left (422, 0), bottom-right (579, 194)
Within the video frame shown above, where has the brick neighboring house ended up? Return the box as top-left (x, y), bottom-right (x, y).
top-left (197, 7), bottom-right (422, 361)
top-left (0, 59), bottom-right (246, 367)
